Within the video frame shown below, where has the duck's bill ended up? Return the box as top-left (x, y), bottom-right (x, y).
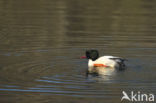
top-left (80, 56), bottom-right (87, 59)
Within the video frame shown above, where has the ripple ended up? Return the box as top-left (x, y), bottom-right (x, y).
top-left (0, 48), bottom-right (155, 98)
top-left (0, 67), bottom-right (156, 98)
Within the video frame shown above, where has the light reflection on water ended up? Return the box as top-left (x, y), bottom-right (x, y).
top-left (0, 0), bottom-right (156, 103)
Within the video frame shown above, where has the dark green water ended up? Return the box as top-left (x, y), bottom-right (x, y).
top-left (0, 0), bottom-right (156, 103)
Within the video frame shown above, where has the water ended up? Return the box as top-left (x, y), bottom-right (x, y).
top-left (0, 0), bottom-right (156, 103)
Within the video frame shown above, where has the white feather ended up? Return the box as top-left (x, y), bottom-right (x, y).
top-left (88, 56), bottom-right (120, 68)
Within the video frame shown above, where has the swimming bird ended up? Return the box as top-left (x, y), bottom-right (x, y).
top-left (82, 50), bottom-right (126, 74)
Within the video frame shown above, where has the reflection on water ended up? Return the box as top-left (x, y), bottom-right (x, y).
top-left (0, 0), bottom-right (156, 103)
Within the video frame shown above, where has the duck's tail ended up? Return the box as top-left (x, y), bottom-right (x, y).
top-left (110, 58), bottom-right (127, 70)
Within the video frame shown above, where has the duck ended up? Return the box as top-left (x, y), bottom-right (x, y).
top-left (82, 49), bottom-right (126, 74)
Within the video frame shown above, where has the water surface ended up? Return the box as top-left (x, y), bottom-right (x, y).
top-left (0, 0), bottom-right (156, 103)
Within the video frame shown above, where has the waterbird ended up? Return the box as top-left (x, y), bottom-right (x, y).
top-left (81, 49), bottom-right (126, 75)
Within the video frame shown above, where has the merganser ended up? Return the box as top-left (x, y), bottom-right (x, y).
top-left (82, 50), bottom-right (126, 74)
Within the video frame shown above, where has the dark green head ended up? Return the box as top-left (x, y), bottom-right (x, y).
top-left (86, 50), bottom-right (99, 61)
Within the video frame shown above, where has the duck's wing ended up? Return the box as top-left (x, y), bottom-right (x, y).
top-left (108, 56), bottom-right (127, 70)
top-left (109, 57), bottom-right (127, 63)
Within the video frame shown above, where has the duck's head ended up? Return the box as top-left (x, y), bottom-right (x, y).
top-left (86, 50), bottom-right (99, 61)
